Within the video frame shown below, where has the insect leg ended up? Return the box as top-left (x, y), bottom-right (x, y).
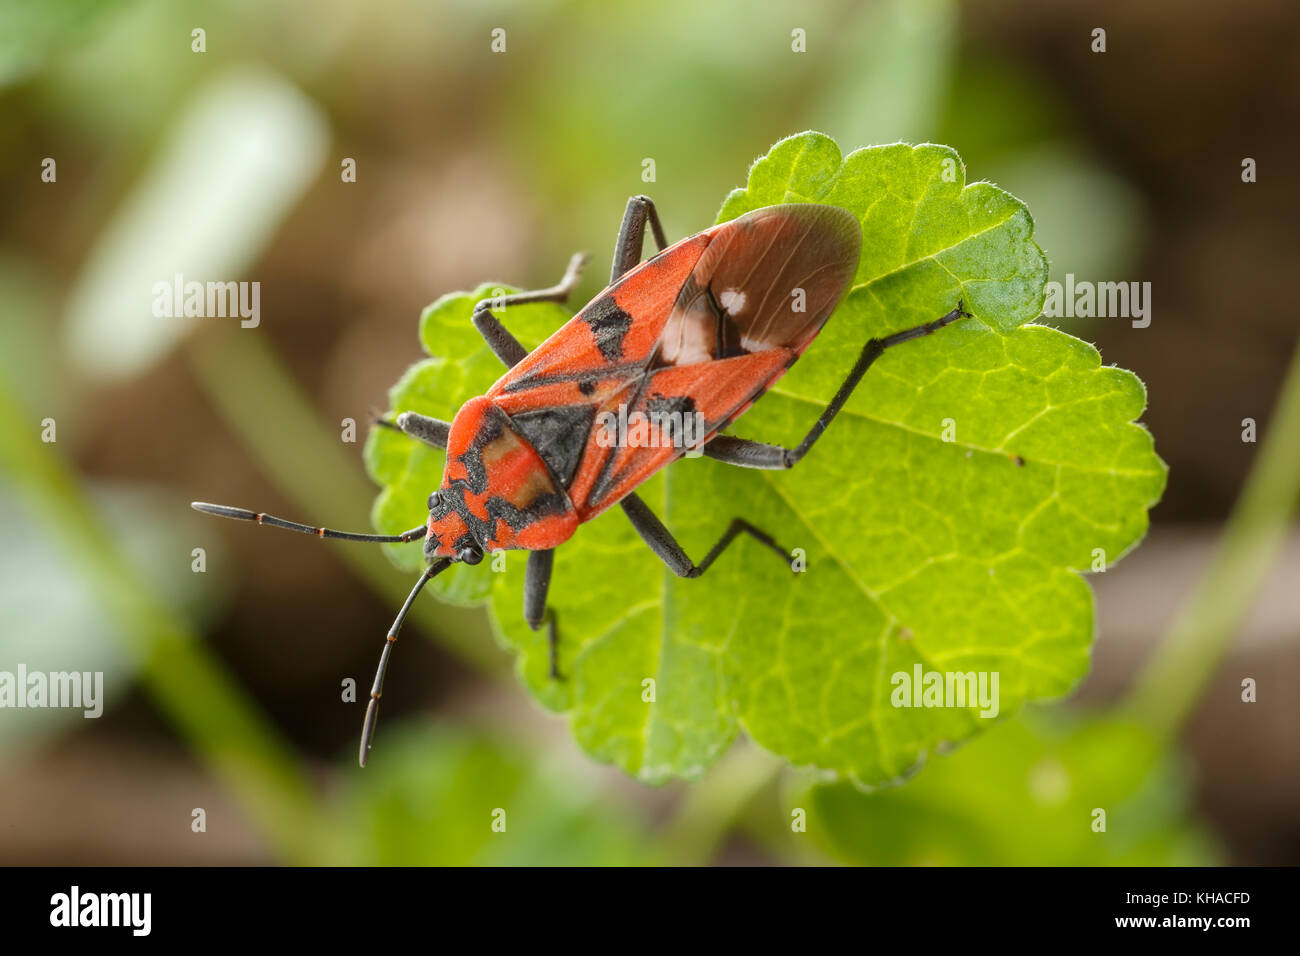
top-left (702, 301), bottom-right (973, 470)
top-left (472, 252), bottom-right (589, 368)
top-left (524, 549), bottom-right (563, 679)
top-left (700, 435), bottom-right (788, 469)
top-left (619, 492), bottom-right (792, 579)
top-left (610, 195), bottom-right (669, 282)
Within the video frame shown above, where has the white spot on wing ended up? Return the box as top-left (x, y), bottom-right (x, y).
top-left (719, 289), bottom-right (746, 316)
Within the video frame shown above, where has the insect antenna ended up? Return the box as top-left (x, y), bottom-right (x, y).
top-left (191, 502), bottom-right (427, 544)
top-left (360, 558), bottom-right (452, 767)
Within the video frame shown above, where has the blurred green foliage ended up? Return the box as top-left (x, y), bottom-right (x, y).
top-left (333, 727), bottom-right (655, 865)
top-left (798, 713), bottom-right (1216, 865)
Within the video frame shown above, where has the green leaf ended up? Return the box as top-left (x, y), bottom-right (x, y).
top-left (794, 712), bottom-right (1217, 866)
top-left (366, 132), bottom-right (1166, 785)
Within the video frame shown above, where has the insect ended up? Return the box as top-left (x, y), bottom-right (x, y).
top-left (193, 195), bottom-right (970, 766)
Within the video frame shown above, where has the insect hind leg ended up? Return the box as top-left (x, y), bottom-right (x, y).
top-left (471, 252), bottom-right (588, 368)
top-left (619, 492), bottom-right (793, 579)
top-left (703, 301), bottom-right (973, 470)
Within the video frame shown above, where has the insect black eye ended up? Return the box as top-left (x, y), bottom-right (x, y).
top-left (458, 546), bottom-right (482, 566)
top-left (427, 491), bottom-right (441, 510)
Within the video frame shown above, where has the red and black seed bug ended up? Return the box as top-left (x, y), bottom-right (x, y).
top-left (192, 195), bottom-right (970, 766)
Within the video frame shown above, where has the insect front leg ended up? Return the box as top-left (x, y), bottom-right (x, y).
top-left (610, 195), bottom-right (670, 282)
top-left (524, 548), bottom-right (563, 679)
top-left (619, 492), bottom-right (793, 579)
top-left (471, 251), bottom-right (589, 368)
top-left (702, 301), bottom-right (973, 470)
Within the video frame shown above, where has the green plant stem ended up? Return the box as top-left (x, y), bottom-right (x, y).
top-left (185, 329), bottom-right (503, 672)
top-left (1125, 338), bottom-right (1300, 738)
top-left (0, 376), bottom-right (330, 863)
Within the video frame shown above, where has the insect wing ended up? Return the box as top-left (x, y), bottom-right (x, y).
top-left (490, 203), bottom-right (861, 519)
top-left (572, 203), bottom-right (861, 516)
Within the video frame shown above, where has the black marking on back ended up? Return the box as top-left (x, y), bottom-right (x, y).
top-left (485, 491), bottom-right (569, 534)
top-left (510, 406), bottom-right (596, 488)
top-left (646, 392), bottom-right (698, 452)
top-left (583, 295), bottom-right (633, 362)
top-left (646, 393), bottom-right (696, 419)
